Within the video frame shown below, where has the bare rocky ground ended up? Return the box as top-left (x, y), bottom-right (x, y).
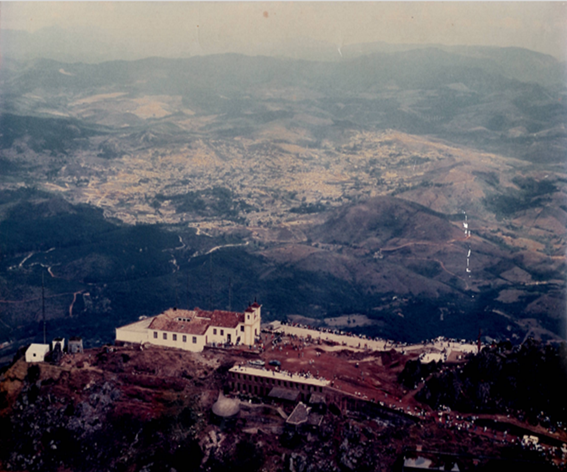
top-left (0, 337), bottom-right (565, 472)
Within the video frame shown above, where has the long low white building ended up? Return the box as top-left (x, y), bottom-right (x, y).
top-left (230, 365), bottom-right (329, 388)
top-left (116, 303), bottom-right (261, 353)
top-left (228, 365), bottom-right (329, 399)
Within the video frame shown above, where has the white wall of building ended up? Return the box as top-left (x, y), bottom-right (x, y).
top-left (115, 306), bottom-right (261, 353)
top-left (148, 329), bottom-right (206, 352)
top-left (205, 325), bottom-right (239, 346)
top-left (115, 318), bottom-right (153, 344)
top-left (116, 327), bottom-right (149, 344)
top-left (244, 306), bottom-right (261, 345)
top-left (25, 344), bottom-right (50, 363)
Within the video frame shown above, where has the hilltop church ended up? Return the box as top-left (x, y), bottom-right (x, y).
top-left (115, 303), bottom-right (261, 352)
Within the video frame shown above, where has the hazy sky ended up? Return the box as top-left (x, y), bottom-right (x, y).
top-left (1, 2), bottom-right (566, 60)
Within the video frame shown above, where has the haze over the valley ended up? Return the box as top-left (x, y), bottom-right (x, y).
top-left (1, 2), bottom-right (566, 63)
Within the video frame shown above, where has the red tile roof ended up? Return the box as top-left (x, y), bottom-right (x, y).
top-left (148, 307), bottom-right (245, 335)
top-left (204, 308), bottom-right (244, 328)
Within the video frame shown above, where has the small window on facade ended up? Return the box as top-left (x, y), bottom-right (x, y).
top-left (247, 315), bottom-right (250, 320)
top-left (163, 333), bottom-right (167, 340)
top-left (255, 328), bottom-right (258, 335)
top-left (154, 332), bottom-right (158, 339)
top-left (173, 334), bottom-right (177, 341)
top-left (220, 329), bottom-right (224, 336)
top-left (213, 328), bottom-right (217, 335)
top-left (192, 336), bottom-right (197, 344)
top-left (183, 335), bottom-right (187, 342)
top-left (240, 325), bottom-right (244, 332)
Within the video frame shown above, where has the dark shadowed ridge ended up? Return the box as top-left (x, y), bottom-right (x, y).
top-left (310, 196), bottom-right (461, 246)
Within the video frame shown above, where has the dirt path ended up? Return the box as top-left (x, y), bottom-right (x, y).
top-left (69, 291), bottom-right (84, 318)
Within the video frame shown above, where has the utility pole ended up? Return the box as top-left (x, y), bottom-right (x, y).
top-left (208, 254), bottom-right (213, 311)
top-left (42, 272), bottom-right (46, 345)
top-left (228, 276), bottom-right (232, 312)
top-left (187, 271), bottom-right (191, 310)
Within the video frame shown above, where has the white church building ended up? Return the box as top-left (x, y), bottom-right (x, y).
top-left (115, 303), bottom-right (261, 352)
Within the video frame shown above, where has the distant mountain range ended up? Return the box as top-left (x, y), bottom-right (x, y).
top-left (2, 26), bottom-right (565, 87)
top-left (2, 48), bottom-right (565, 163)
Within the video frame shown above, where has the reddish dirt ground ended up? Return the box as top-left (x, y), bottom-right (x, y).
top-left (258, 332), bottom-right (436, 414)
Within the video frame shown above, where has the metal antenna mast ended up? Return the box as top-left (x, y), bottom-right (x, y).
top-left (228, 277), bottom-right (232, 312)
top-left (187, 271), bottom-right (191, 310)
top-left (42, 272), bottom-right (46, 344)
top-left (208, 254), bottom-right (213, 311)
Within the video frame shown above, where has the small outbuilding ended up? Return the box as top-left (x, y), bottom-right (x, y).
top-left (68, 337), bottom-right (84, 354)
top-left (25, 344), bottom-right (50, 363)
top-left (52, 337), bottom-right (65, 352)
top-left (266, 321), bottom-right (282, 331)
top-left (211, 392), bottom-right (240, 428)
top-left (212, 392), bottom-right (240, 419)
